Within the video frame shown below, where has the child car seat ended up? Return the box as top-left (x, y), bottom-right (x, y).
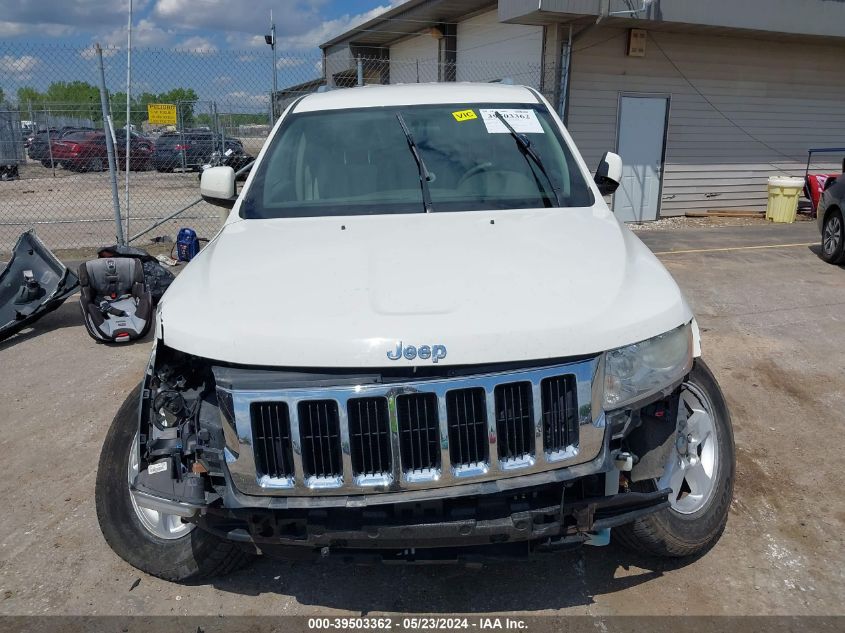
top-left (78, 258), bottom-right (152, 342)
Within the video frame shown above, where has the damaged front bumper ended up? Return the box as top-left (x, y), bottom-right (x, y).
top-left (132, 471), bottom-right (671, 556)
top-left (131, 343), bottom-right (682, 559)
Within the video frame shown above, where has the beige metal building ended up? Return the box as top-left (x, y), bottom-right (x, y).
top-left (320, 0), bottom-right (845, 221)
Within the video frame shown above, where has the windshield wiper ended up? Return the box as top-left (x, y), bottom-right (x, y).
top-left (396, 112), bottom-right (433, 213)
top-left (494, 111), bottom-right (562, 207)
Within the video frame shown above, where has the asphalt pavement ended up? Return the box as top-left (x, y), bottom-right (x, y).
top-left (0, 220), bottom-right (842, 619)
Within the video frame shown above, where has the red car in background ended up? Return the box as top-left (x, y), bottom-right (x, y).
top-left (50, 130), bottom-right (154, 172)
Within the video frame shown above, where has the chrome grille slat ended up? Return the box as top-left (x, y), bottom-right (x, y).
top-left (298, 400), bottom-right (342, 482)
top-left (446, 387), bottom-right (488, 468)
top-left (397, 393), bottom-right (440, 473)
top-left (250, 401), bottom-right (294, 480)
top-left (542, 375), bottom-right (579, 455)
top-left (348, 397), bottom-right (391, 477)
top-left (495, 381), bottom-right (534, 462)
top-left (224, 357), bottom-right (605, 496)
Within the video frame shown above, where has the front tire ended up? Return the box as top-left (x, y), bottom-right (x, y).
top-left (821, 207), bottom-right (845, 264)
top-left (614, 359), bottom-right (735, 557)
top-left (95, 386), bottom-right (252, 581)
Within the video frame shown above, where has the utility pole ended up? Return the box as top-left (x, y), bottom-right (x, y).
top-left (95, 44), bottom-right (125, 245)
top-left (124, 0), bottom-right (133, 239)
top-left (265, 11), bottom-right (278, 124)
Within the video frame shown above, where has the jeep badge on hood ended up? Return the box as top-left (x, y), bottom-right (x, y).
top-left (387, 341), bottom-right (447, 363)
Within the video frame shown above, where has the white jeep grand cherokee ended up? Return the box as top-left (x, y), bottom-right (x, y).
top-left (96, 83), bottom-right (735, 581)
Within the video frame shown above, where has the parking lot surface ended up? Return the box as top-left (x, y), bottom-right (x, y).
top-left (0, 221), bottom-right (843, 617)
top-left (0, 166), bottom-right (223, 252)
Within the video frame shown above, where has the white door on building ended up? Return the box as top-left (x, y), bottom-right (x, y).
top-left (613, 96), bottom-right (668, 222)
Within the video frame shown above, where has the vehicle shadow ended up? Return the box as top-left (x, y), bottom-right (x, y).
top-left (206, 543), bottom-right (700, 612)
top-left (0, 299), bottom-right (81, 351)
top-left (808, 243), bottom-right (845, 268)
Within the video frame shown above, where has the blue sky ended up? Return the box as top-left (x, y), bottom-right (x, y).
top-left (0, 1), bottom-right (404, 109)
top-left (0, 0), bottom-right (401, 52)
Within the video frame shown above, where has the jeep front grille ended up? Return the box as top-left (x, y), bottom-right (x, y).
top-left (446, 388), bottom-right (488, 468)
top-left (347, 397), bottom-right (391, 478)
top-left (298, 400), bottom-right (342, 481)
top-left (541, 375), bottom-right (578, 454)
top-left (397, 393), bottom-right (440, 473)
top-left (494, 381), bottom-right (534, 463)
top-left (251, 401), bottom-right (294, 479)
top-left (223, 357), bottom-right (603, 496)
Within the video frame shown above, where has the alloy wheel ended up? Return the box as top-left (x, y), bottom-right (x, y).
top-left (657, 383), bottom-right (720, 515)
top-left (823, 215), bottom-right (842, 256)
top-left (127, 432), bottom-right (194, 540)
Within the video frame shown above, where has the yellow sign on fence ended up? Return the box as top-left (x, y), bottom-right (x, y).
top-left (147, 103), bottom-right (177, 125)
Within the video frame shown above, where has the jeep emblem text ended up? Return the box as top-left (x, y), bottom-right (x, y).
top-left (387, 341), bottom-right (447, 363)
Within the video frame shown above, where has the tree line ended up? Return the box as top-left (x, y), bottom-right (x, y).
top-left (15, 82), bottom-right (199, 127)
top-left (10, 81), bottom-right (266, 129)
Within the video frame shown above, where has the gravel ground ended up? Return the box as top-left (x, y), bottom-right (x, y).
top-left (2, 148), bottom-right (815, 254)
top-left (0, 135), bottom-right (266, 254)
top-left (0, 221), bottom-right (842, 618)
top-left (628, 214), bottom-right (816, 232)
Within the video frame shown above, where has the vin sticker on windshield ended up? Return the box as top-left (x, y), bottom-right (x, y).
top-left (452, 109), bottom-right (477, 122)
top-left (480, 109), bottom-right (544, 134)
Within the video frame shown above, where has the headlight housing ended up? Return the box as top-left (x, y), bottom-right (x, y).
top-left (603, 323), bottom-right (693, 410)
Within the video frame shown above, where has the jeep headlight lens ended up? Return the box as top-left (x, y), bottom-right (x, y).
top-left (603, 323), bottom-right (693, 410)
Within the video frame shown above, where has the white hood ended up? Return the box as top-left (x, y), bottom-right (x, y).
top-left (158, 207), bottom-right (692, 367)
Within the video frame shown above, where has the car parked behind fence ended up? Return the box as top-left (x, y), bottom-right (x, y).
top-left (27, 129), bottom-right (61, 165)
top-left (154, 130), bottom-right (244, 172)
top-left (49, 130), bottom-right (154, 172)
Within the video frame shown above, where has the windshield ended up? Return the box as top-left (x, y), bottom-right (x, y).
top-left (242, 102), bottom-right (594, 218)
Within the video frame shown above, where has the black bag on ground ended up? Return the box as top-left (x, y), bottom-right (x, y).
top-left (97, 244), bottom-right (175, 304)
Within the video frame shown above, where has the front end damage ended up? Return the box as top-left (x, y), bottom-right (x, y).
top-left (129, 340), bottom-right (688, 562)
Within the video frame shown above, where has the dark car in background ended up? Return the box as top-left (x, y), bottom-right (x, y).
top-left (153, 130), bottom-right (246, 172)
top-left (817, 156), bottom-right (845, 264)
top-left (49, 130), bottom-right (154, 172)
top-left (27, 129), bottom-right (61, 165)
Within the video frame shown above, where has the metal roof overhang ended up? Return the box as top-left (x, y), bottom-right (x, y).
top-left (499, 0), bottom-right (845, 40)
top-left (320, 0), bottom-right (497, 50)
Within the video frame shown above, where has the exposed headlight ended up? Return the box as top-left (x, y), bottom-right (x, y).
top-left (603, 323), bottom-right (693, 410)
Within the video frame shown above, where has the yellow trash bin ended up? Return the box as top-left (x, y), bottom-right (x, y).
top-left (766, 176), bottom-right (804, 223)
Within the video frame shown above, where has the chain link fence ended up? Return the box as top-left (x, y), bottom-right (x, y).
top-left (0, 43), bottom-right (543, 255)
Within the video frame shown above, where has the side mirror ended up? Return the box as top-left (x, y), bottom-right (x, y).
top-left (200, 166), bottom-right (236, 208)
top-left (594, 151), bottom-right (622, 196)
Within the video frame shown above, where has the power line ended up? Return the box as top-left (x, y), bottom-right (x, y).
top-left (572, 32), bottom-right (626, 53)
top-left (648, 33), bottom-right (812, 173)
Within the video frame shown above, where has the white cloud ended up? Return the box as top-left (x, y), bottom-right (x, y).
top-left (213, 75), bottom-right (233, 85)
top-left (226, 34), bottom-right (266, 49)
top-left (80, 46), bottom-right (119, 60)
top-left (224, 91), bottom-right (270, 108)
top-left (0, 55), bottom-right (40, 79)
top-left (276, 1), bottom-right (404, 52)
top-left (2, 1), bottom-right (137, 29)
top-left (277, 57), bottom-right (306, 69)
top-left (0, 0), bottom-right (409, 56)
top-left (0, 21), bottom-right (26, 37)
top-left (179, 36), bottom-right (218, 54)
top-left (0, 20), bottom-right (76, 37)
top-left (153, 0), bottom-right (326, 38)
top-left (102, 18), bottom-right (172, 48)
